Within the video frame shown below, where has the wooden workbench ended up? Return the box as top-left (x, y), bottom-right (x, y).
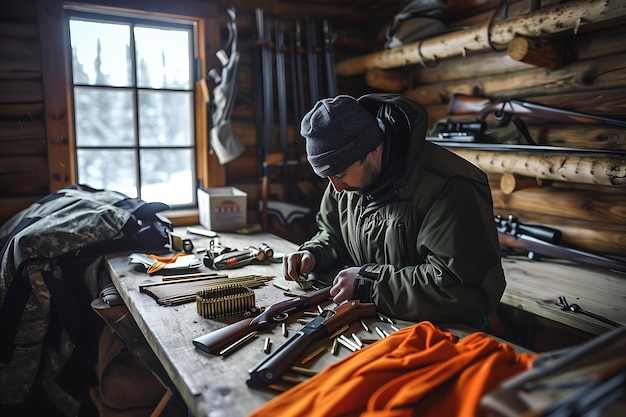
top-left (104, 228), bottom-right (485, 416)
top-left (105, 226), bottom-right (623, 416)
top-left (105, 230), bottom-right (307, 416)
top-left (498, 254), bottom-right (625, 335)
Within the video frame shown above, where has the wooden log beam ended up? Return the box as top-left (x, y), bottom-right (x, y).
top-left (405, 50), bottom-right (626, 107)
top-left (493, 208), bottom-right (626, 257)
top-left (410, 26), bottom-right (626, 86)
top-left (499, 173), bottom-right (544, 195)
top-left (336, 0), bottom-right (626, 76)
top-left (449, 149), bottom-right (626, 186)
top-left (507, 36), bottom-right (564, 70)
top-left (365, 68), bottom-right (408, 92)
top-left (0, 196), bottom-right (41, 225)
top-left (491, 184), bottom-right (626, 225)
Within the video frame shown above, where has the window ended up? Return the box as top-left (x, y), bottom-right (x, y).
top-left (68, 11), bottom-right (197, 207)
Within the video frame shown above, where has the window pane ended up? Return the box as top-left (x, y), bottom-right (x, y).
top-left (75, 87), bottom-right (135, 146)
top-left (135, 26), bottom-right (191, 89)
top-left (140, 149), bottom-right (194, 205)
top-left (77, 149), bottom-right (137, 197)
top-left (138, 90), bottom-right (193, 146)
top-left (69, 20), bottom-right (131, 87)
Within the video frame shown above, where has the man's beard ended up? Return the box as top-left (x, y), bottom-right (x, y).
top-left (342, 186), bottom-right (362, 193)
top-left (343, 161), bottom-right (380, 194)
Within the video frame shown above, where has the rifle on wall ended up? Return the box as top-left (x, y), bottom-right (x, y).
top-left (427, 94), bottom-right (626, 155)
top-left (193, 286), bottom-right (331, 355)
top-left (495, 215), bottom-right (626, 274)
top-left (448, 94), bottom-right (626, 128)
top-left (247, 300), bottom-right (377, 388)
top-left (305, 17), bottom-right (321, 107)
top-left (274, 17), bottom-right (291, 199)
top-left (322, 19), bottom-right (338, 97)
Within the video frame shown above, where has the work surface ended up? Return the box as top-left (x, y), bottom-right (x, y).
top-left (105, 227), bottom-right (624, 417)
top-left (499, 254), bottom-right (625, 335)
top-left (107, 231), bottom-right (311, 416)
top-left (105, 229), bottom-right (484, 417)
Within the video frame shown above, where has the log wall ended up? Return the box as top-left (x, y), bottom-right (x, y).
top-left (2, 0), bottom-right (625, 257)
top-left (0, 0), bottom-right (622, 355)
top-left (219, 0), bottom-right (626, 255)
top-left (0, 1), bottom-right (48, 224)
top-left (336, 0), bottom-right (626, 259)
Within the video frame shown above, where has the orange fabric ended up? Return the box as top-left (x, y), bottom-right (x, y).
top-left (248, 321), bottom-right (536, 417)
top-left (146, 253), bottom-right (189, 274)
top-left (146, 253), bottom-right (189, 263)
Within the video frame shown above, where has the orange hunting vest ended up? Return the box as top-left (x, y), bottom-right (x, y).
top-left (248, 321), bottom-right (536, 417)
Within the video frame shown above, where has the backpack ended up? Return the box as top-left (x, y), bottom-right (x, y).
top-left (384, 0), bottom-right (448, 49)
top-left (357, 92), bottom-right (428, 141)
top-left (0, 184), bottom-right (172, 416)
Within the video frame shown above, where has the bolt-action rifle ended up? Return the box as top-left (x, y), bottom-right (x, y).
top-left (448, 93), bottom-right (626, 128)
top-left (495, 215), bottom-right (626, 274)
top-left (193, 286), bottom-right (331, 355)
top-left (247, 300), bottom-right (377, 388)
top-left (426, 94), bottom-right (626, 155)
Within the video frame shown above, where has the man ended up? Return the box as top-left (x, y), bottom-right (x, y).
top-left (283, 94), bottom-right (505, 328)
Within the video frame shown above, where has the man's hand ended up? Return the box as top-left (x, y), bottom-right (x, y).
top-left (283, 250), bottom-right (316, 282)
top-left (330, 267), bottom-right (360, 304)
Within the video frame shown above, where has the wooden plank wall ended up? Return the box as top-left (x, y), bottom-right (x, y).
top-left (219, 0), bottom-right (626, 255)
top-left (397, 0), bottom-right (626, 258)
top-left (0, 0), bottom-right (621, 351)
top-left (2, 0), bottom-right (625, 258)
top-left (0, 0), bottom-right (48, 224)
top-left (220, 0), bottom-right (626, 254)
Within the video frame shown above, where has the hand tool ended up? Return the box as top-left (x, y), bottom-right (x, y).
top-left (556, 296), bottom-right (622, 328)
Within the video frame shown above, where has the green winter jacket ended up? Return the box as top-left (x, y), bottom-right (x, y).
top-left (300, 94), bottom-right (506, 326)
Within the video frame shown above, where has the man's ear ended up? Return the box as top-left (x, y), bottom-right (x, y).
top-left (370, 143), bottom-right (384, 158)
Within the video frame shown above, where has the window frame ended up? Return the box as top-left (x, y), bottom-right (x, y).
top-left (38, 0), bottom-right (225, 225)
top-left (68, 11), bottom-right (198, 207)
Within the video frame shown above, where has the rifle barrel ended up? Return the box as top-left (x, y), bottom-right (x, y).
top-left (449, 94), bottom-right (626, 128)
top-left (247, 300), bottom-right (377, 388)
top-left (426, 137), bottom-right (626, 156)
top-left (496, 215), bottom-right (626, 274)
top-left (501, 233), bottom-right (626, 274)
top-left (508, 99), bottom-right (626, 128)
top-left (247, 312), bottom-right (330, 387)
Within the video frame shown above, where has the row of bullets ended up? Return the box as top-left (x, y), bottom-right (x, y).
top-left (196, 284), bottom-right (256, 319)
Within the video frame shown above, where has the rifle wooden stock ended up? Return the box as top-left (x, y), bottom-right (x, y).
top-left (193, 286), bottom-right (330, 355)
top-left (449, 93), bottom-right (626, 128)
top-left (247, 300), bottom-right (377, 388)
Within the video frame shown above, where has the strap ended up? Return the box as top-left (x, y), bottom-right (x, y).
top-left (0, 264), bottom-right (34, 362)
top-left (114, 199), bottom-right (171, 245)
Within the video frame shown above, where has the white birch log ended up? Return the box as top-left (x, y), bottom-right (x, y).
top-left (336, 0), bottom-right (626, 76)
top-left (450, 149), bottom-right (626, 186)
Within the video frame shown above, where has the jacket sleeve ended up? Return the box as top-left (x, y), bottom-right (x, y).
top-left (299, 184), bottom-right (354, 271)
top-left (363, 178), bottom-right (506, 325)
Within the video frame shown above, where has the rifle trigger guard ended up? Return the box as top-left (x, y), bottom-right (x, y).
top-left (273, 312), bottom-right (289, 321)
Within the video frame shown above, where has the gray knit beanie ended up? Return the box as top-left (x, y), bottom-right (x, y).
top-left (300, 95), bottom-right (385, 177)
